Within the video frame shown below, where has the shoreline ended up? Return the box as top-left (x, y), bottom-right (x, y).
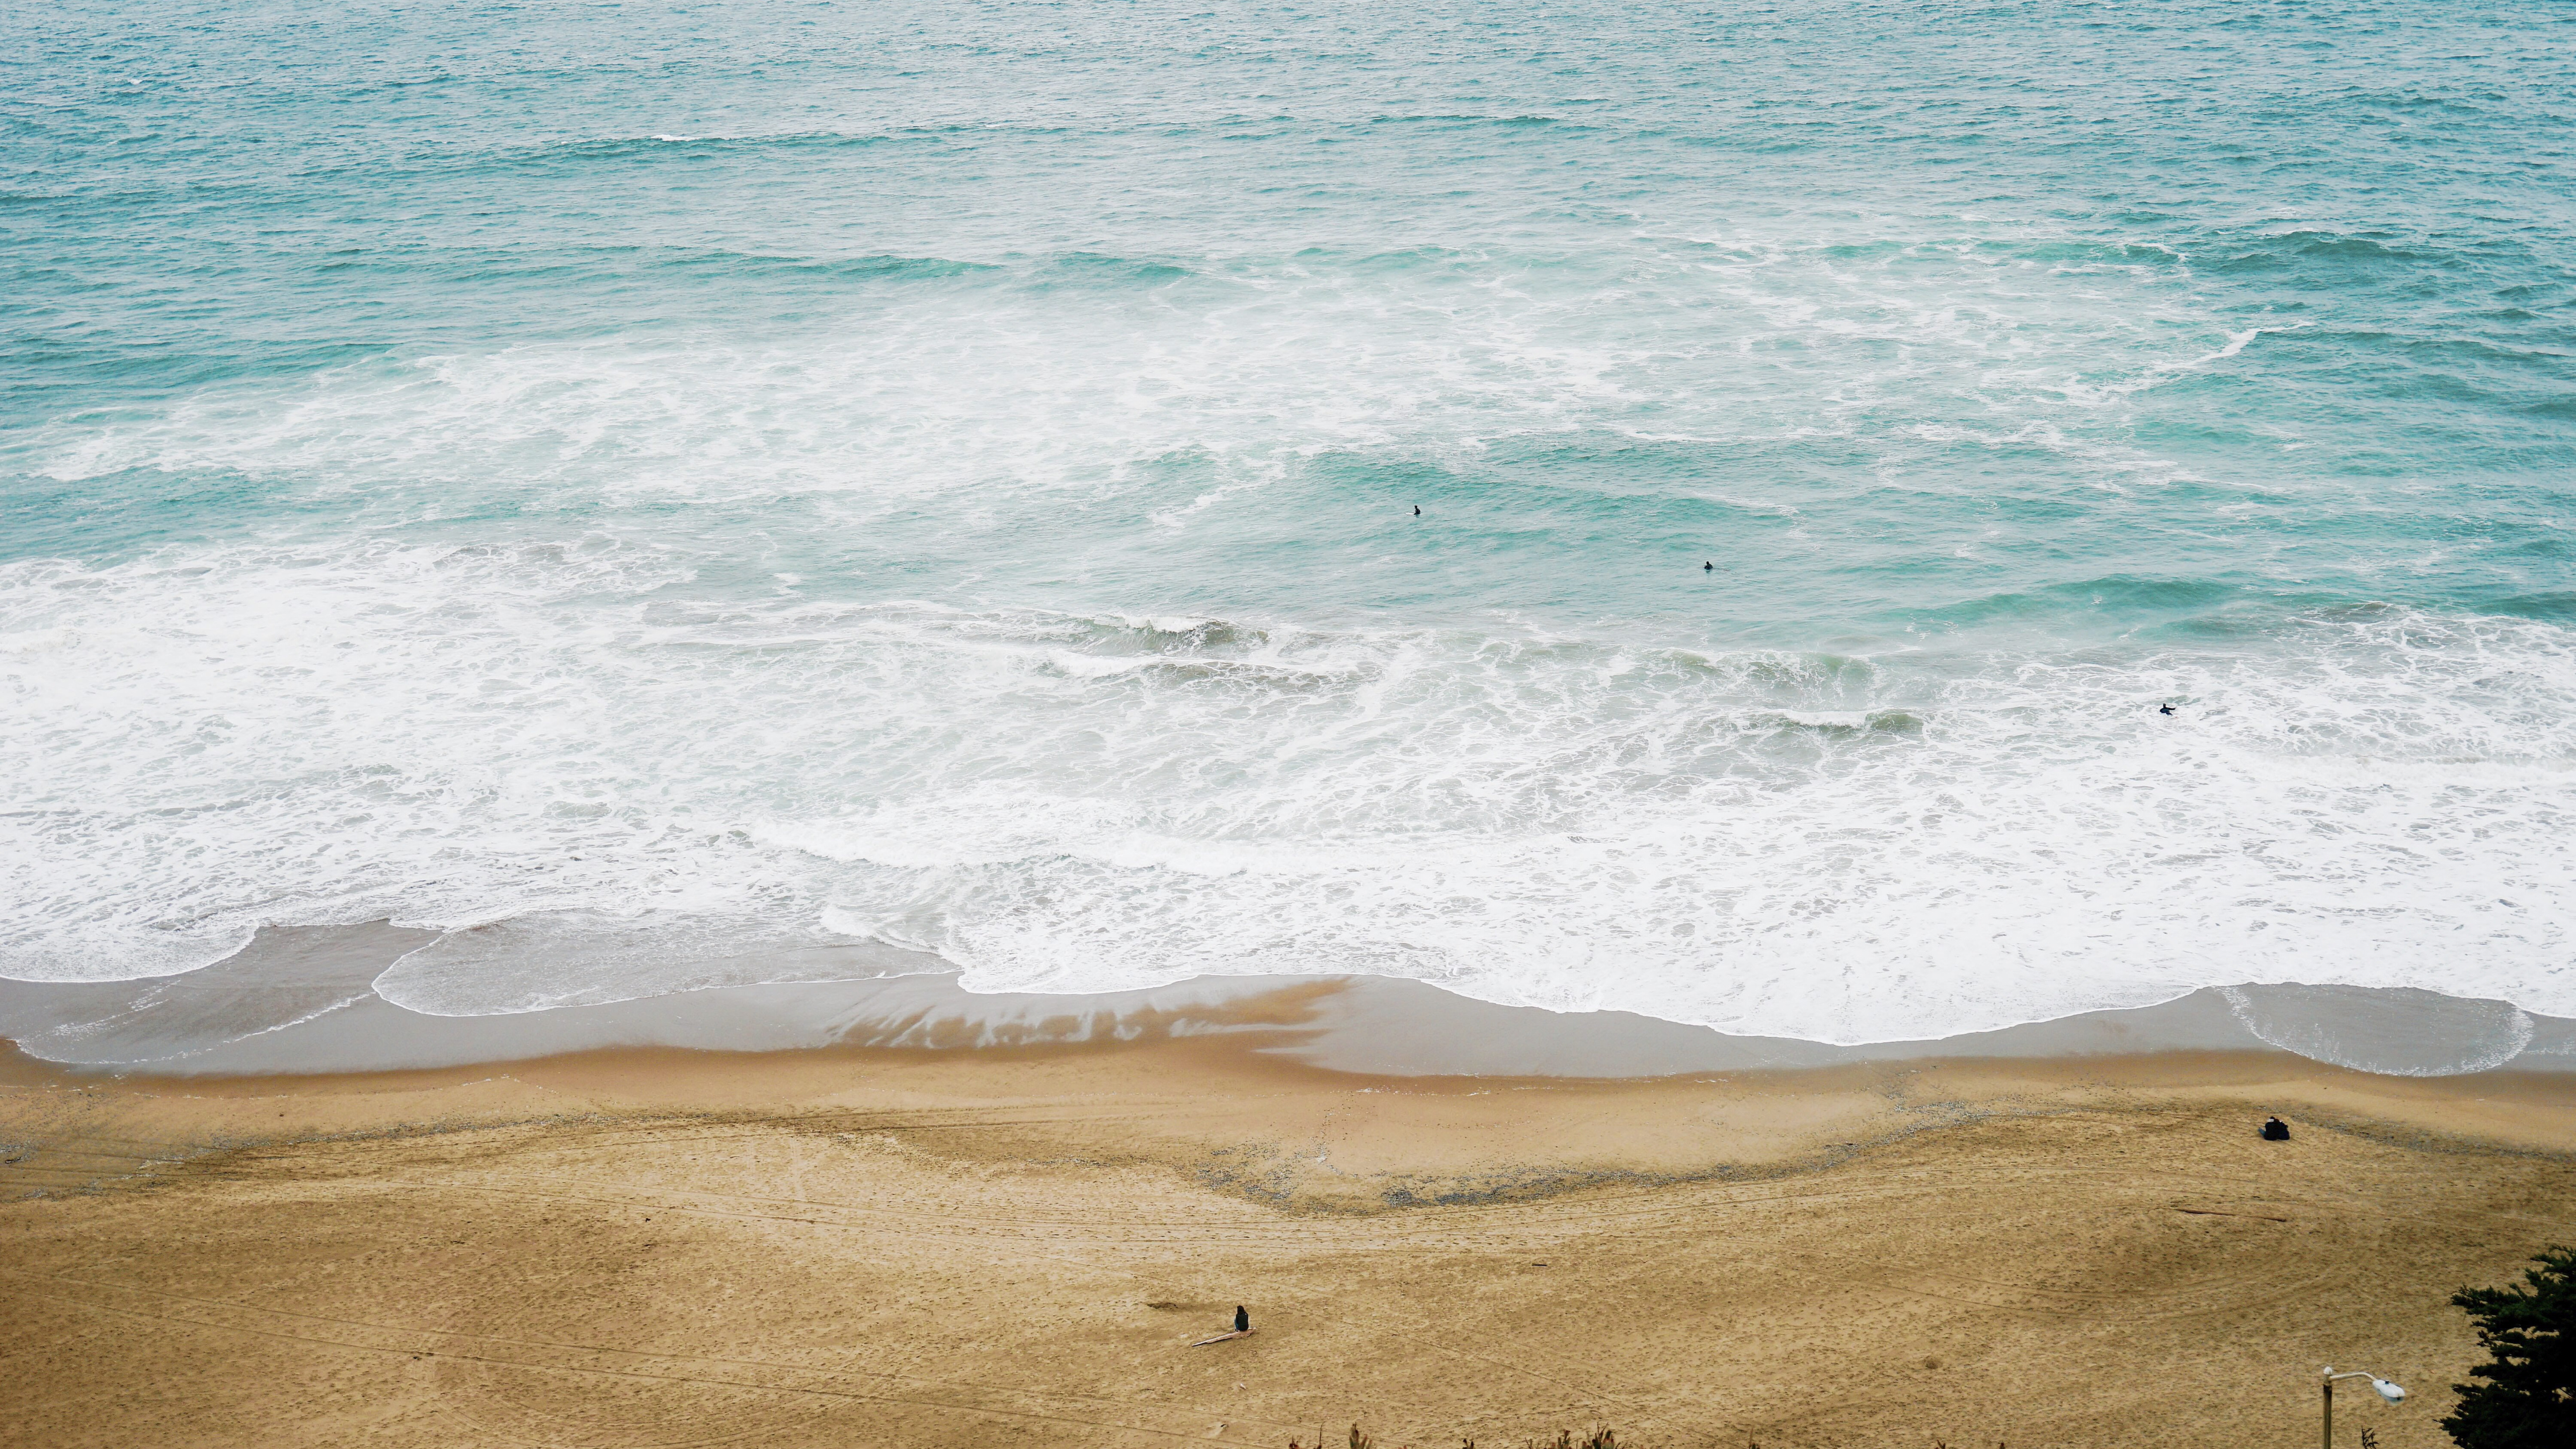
top-left (3, 920), bottom-right (2571, 1083)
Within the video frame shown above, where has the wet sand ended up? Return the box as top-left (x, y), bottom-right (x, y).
top-left (7, 923), bottom-right (2573, 1080)
top-left (5, 998), bottom-right (2573, 1448)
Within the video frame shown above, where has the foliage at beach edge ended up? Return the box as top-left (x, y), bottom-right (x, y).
top-left (2445, 1245), bottom-right (2576, 1449)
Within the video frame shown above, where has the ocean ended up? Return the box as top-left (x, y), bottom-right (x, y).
top-left (4, 0), bottom-right (2571, 1049)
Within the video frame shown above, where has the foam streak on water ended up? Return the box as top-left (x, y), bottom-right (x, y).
top-left (3, 0), bottom-right (2572, 1042)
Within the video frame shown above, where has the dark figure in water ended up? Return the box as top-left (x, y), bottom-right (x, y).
top-left (1703, 561), bottom-right (1714, 572)
top-left (2262, 1116), bottom-right (2290, 1141)
top-left (1413, 505), bottom-right (1421, 516)
top-left (2159, 703), bottom-right (2176, 715)
top-left (1233, 1305), bottom-right (1249, 1333)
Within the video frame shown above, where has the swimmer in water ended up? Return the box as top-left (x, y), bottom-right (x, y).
top-left (1703, 561), bottom-right (1714, 572)
top-left (2159, 703), bottom-right (2176, 716)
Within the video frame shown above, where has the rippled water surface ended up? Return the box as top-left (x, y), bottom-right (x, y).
top-left (4, 0), bottom-right (2572, 1040)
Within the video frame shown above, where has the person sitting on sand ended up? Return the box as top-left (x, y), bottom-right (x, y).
top-left (1234, 1305), bottom-right (1249, 1333)
top-left (2262, 1116), bottom-right (2290, 1141)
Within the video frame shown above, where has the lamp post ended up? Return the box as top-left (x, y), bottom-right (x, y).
top-left (2321, 1366), bottom-right (2405, 1449)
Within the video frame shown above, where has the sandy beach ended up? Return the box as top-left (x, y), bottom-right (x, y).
top-left (7, 981), bottom-right (2573, 1449)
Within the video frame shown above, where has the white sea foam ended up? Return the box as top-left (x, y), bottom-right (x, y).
top-left (3, 536), bottom-right (2569, 1041)
top-left (22, 222), bottom-right (2246, 519)
top-left (6, 202), bottom-right (2568, 1042)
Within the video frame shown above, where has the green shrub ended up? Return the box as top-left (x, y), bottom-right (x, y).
top-left (2444, 1245), bottom-right (2576, 1449)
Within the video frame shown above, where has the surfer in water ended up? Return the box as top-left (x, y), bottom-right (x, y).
top-left (1412, 505), bottom-right (1420, 516)
top-left (2159, 702), bottom-right (2177, 715)
top-left (1703, 561), bottom-right (1714, 572)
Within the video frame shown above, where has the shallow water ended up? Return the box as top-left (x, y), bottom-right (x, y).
top-left (4, 0), bottom-right (2572, 1042)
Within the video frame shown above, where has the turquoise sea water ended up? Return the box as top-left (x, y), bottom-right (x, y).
top-left (4, 0), bottom-right (2572, 1041)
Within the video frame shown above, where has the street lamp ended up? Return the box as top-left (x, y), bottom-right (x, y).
top-left (2321, 1366), bottom-right (2405, 1449)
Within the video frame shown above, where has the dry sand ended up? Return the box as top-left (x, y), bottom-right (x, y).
top-left (4, 1010), bottom-right (2572, 1448)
